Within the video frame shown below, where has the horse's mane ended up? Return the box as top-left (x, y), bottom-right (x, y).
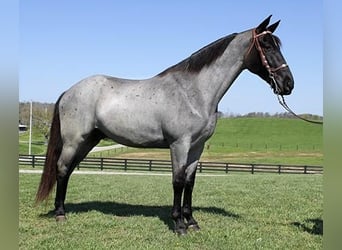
top-left (157, 33), bottom-right (238, 76)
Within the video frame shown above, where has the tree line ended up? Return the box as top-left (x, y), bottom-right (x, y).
top-left (218, 111), bottom-right (323, 120)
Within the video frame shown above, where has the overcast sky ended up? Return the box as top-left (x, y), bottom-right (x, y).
top-left (19, 1), bottom-right (322, 115)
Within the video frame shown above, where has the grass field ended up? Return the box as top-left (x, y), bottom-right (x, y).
top-left (19, 172), bottom-right (322, 249)
top-left (19, 117), bottom-right (323, 249)
top-left (20, 117), bottom-right (323, 166)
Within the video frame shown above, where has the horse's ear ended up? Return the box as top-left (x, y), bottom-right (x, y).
top-left (256, 15), bottom-right (272, 33)
top-left (267, 20), bottom-right (280, 33)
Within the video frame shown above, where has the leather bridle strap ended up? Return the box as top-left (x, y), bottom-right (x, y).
top-left (246, 29), bottom-right (288, 94)
top-left (252, 30), bottom-right (288, 77)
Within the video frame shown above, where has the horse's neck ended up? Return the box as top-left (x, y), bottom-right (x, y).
top-left (195, 32), bottom-right (250, 115)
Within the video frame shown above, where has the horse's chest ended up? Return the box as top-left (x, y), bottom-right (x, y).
top-left (193, 115), bottom-right (217, 143)
top-left (203, 116), bottom-right (217, 137)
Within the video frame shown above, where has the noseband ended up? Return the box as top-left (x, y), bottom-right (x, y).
top-left (246, 29), bottom-right (288, 93)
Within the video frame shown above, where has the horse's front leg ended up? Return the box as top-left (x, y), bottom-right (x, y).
top-left (182, 144), bottom-right (204, 231)
top-left (182, 167), bottom-right (200, 231)
top-left (171, 173), bottom-right (187, 235)
top-left (170, 138), bottom-right (191, 235)
top-left (170, 140), bottom-right (204, 235)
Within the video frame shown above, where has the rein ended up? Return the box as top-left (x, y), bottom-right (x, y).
top-left (248, 29), bottom-right (323, 125)
top-left (277, 95), bottom-right (323, 125)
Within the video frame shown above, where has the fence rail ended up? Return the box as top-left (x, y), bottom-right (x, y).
top-left (19, 154), bottom-right (323, 175)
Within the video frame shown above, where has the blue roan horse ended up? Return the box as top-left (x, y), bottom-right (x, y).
top-left (36, 16), bottom-right (294, 235)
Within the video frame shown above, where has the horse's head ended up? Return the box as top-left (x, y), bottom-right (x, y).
top-left (244, 15), bottom-right (294, 95)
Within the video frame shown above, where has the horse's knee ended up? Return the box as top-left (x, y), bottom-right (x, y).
top-left (173, 165), bottom-right (187, 184)
top-left (57, 162), bottom-right (68, 178)
top-left (185, 178), bottom-right (195, 188)
top-left (173, 179), bottom-right (185, 190)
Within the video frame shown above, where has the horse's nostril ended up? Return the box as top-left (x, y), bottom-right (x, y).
top-left (284, 84), bottom-right (293, 95)
top-left (283, 76), bottom-right (294, 94)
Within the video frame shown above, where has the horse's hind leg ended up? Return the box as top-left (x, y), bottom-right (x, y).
top-left (54, 144), bottom-right (78, 220)
top-left (54, 129), bottom-right (105, 220)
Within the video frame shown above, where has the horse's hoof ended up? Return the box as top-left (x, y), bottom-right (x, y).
top-left (55, 215), bottom-right (66, 222)
top-left (175, 228), bottom-right (187, 236)
top-left (187, 224), bottom-right (201, 232)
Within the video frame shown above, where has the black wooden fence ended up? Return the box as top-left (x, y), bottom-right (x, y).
top-left (19, 154), bottom-right (323, 174)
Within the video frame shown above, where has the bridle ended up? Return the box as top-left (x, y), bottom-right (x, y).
top-left (246, 29), bottom-right (323, 125)
top-left (246, 29), bottom-right (288, 93)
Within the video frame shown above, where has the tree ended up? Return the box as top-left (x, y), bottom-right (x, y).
top-left (19, 102), bottom-right (54, 140)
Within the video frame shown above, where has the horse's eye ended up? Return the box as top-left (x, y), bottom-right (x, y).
top-left (264, 45), bottom-right (273, 52)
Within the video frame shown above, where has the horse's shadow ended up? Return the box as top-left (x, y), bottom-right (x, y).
top-left (41, 201), bottom-right (240, 231)
top-left (291, 218), bottom-right (323, 235)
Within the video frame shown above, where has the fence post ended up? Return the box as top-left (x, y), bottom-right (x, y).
top-left (100, 158), bottom-right (104, 171)
top-left (278, 165), bottom-right (281, 174)
top-left (225, 163), bottom-right (229, 174)
top-left (124, 159), bottom-right (127, 171)
top-left (32, 155), bottom-right (35, 168)
top-left (199, 162), bottom-right (202, 173)
top-left (251, 164), bottom-right (255, 174)
top-left (304, 166), bottom-right (307, 174)
top-left (149, 160), bottom-right (152, 171)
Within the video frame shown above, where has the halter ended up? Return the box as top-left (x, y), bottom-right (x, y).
top-left (246, 29), bottom-right (323, 125)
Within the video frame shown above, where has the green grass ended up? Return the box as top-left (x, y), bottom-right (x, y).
top-left (19, 117), bottom-right (323, 165)
top-left (20, 172), bottom-right (322, 249)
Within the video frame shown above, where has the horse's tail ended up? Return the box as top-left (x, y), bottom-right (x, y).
top-left (35, 93), bottom-right (64, 204)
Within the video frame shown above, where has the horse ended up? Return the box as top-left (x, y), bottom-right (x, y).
top-left (36, 15), bottom-right (294, 235)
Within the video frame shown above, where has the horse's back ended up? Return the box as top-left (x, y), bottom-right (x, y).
top-left (58, 75), bottom-right (168, 147)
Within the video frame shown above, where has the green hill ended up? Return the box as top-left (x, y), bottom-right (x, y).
top-left (201, 117), bottom-right (322, 165)
top-left (208, 117), bottom-right (322, 150)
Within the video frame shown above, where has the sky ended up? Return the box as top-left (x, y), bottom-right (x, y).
top-left (19, 1), bottom-right (323, 116)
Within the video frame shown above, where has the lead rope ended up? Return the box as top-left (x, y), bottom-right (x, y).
top-left (277, 95), bottom-right (323, 125)
top-left (268, 67), bottom-right (323, 125)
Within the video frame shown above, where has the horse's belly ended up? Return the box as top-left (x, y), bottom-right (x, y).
top-left (95, 107), bottom-right (168, 148)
